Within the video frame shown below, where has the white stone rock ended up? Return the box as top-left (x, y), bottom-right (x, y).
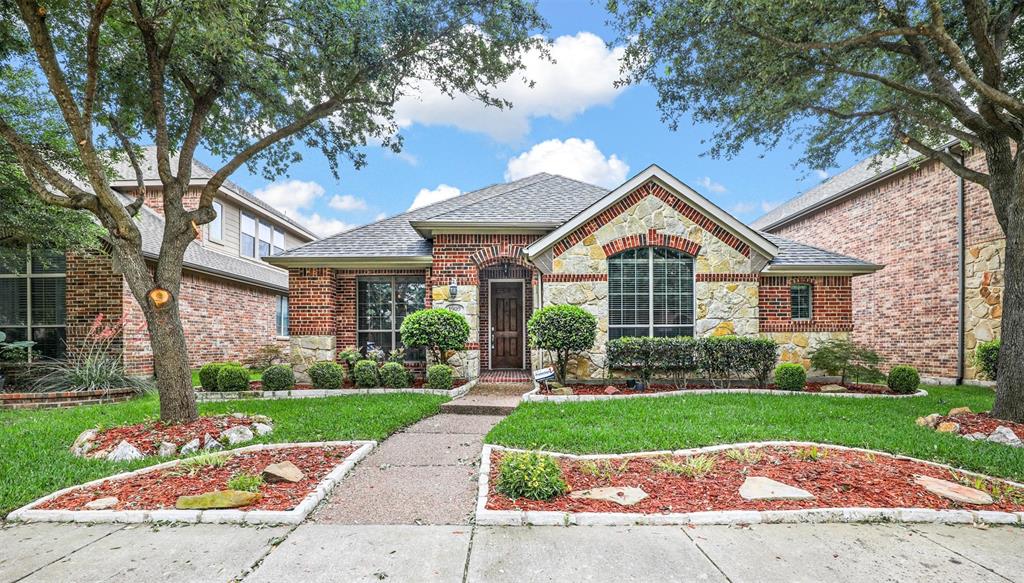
top-left (83, 496), bottom-right (118, 510)
top-left (221, 425), bottom-right (255, 445)
top-left (180, 438), bottom-right (200, 455)
top-left (963, 432), bottom-right (989, 441)
top-left (231, 412), bottom-right (247, 419)
top-left (568, 486), bottom-right (648, 506)
top-left (252, 423), bottom-right (273, 436)
top-left (987, 426), bottom-right (1023, 447)
top-left (71, 428), bottom-right (98, 456)
top-left (106, 440), bottom-right (144, 462)
top-left (157, 442), bottom-right (177, 457)
top-left (914, 475), bottom-right (994, 505)
top-left (203, 433), bottom-right (223, 451)
top-left (739, 476), bottom-right (815, 501)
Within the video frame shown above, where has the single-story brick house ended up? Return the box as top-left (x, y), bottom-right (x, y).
top-left (0, 148), bottom-right (316, 376)
top-left (753, 148), bottom-right (1003, 384)
top-left (267, 165), bottom-right (880, 380)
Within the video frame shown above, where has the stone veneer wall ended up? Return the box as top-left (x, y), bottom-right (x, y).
top-left (963, 238), bottom-right (1004, 379)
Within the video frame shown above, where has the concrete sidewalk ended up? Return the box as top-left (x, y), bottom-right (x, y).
top-left (2, 521), bottom-right (1021, 582)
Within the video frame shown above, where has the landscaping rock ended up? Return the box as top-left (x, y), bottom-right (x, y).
top-left (739, 476), bottom-right (815, 501)
top-left (157, 442), bottom-right (177, 457)
top-left (818, 384), bottom-right (847, 393)
top-left (568, 486), bottom-right (648, 506)
top-left (203, 433), bottom-right (223, 451)
top-left (231, 412), bottom-right (247, 419)
top-left (986, 426), bottom-right (1023, 447)
top-left (948, 406), bottom-right (972, 416)
top-left (180, 438), bottom-right (201, 455)
top-left (250, 414), bottom-right (273, 424)
top-left (604, 386), bottom-right (621, 395)
top-left (936, 421), bottom-right (961, 433)
top-left (71, 428), bottom-right (97, 456)
top-left (913, 475), bottom-right (993, 505)
top-left (175, 489), bottom-right (261, 510)
top-left (262, 461), bottom-right (305, 483)
top-left (963, 432), bottom-right (989, 441)
top-left (915, 414), bottom-right (941, 428)
top-left (106, 440), bottom-right (144, 462)
top-left (252, 423), bottom-right (273, 436)
top-left (550, 386), bottom-right (574, 396)
top-left (221, 425), bottom-right (254, 445)
top-left (83, 497), bottom-right (118, 510)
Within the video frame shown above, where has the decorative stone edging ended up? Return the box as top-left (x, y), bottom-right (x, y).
top-left (475, 442), bottom-right (1024, 527)
top-left (195, 378), bottom-right (477, 402)
top-left (0, 387), bottom-right (138, 410)
top-left (521, 381), bottom-right (927, 403)
top-left (6, 440), bottom-right (376, 526)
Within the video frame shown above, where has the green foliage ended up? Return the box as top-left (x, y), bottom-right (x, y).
top-left (172, 452), bottom-right (229, 476)
top-left (226, 472), bottom-right (264, 493)
top-left (352, 360), bottom-right (380, 388)
top-left (198, 363), bottom-right (225, 391)
top-left (887, 365), bottom-right (920, 394)
top-left (308, 361), bottom-right (344, 390)
top-left (379, 362), bottom-right (409, 389)
top-left (426, 364), bottom-right (454, 391)
top-left (607, 336), bottom-right (665, 386)
top-left (217, 365), bottom-right (251, 392)
top-left (774, 364), bottom-right (807, 391)
top-left (654, 454), bottom-right (716, 478)
top-left (31, 317), bottom-right (152, 394)
top-left (0, 331), bottom-right (33, 362)
top-left (809, 339), bottom-right (883, 384)
top-left (399, 309), bottom-right (470, 363)
top-left (578, 458), bottom-right (631, 483)
top-left (974, 339), bottom-right (1000, 381)
top-left (527, 305), bottom-right (598, 383)
top-left (261, 365), bottom-right (295, 391)
top-left (724, 448), bottom-right (763, 465)
top-left (795, 446), bottom-right (829, 462)
top-left (336, 348), bottom-right (362, 371)
top-left (496, 451), bottom-right (568, 501)
top-left (242, 344), bottom-right (287, 372)
top-left (606, 336), bottom-right (777, 388)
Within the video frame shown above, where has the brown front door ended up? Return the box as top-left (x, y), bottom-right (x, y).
top-left (491, 281), bottom-right (524, 369)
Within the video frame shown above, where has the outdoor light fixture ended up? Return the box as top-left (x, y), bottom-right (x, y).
top-left (148, 287), bottom-right (172, 309)
top-left (448, 278), bottom-right (458, 300)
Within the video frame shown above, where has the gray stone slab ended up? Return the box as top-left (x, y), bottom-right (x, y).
top-left (467, 526), bottom-right (727, 582)
top-left (365, 432), bottom-right (483, 467)
top-left (911, 524), bottom-right (1024, 581)
top-left (0, 523), bottom-right (123, 583)
top-left (247, 524), bottom-right (470, 583)
top-left (404, 414), bottom-right (506, 434)
top-left (19, 523), bottom-right (289, 583)
top-left (688, 523), bottom-right (1007, 583)
top-left (314, 464), bottom-right (478, 524)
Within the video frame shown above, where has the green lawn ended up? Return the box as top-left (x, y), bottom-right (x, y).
top-left (190, 369), bottom-right (262, 387)
top-left (0, 392), bottom-right (446, 517)
top-left (486, 384), bottom-right (1024, 482)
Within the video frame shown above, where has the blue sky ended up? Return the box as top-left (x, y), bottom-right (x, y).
top-left (208, 0), bottom-right (860, 237)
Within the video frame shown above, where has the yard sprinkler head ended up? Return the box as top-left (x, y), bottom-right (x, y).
top-left (148, 287), bottom-right (173, 309)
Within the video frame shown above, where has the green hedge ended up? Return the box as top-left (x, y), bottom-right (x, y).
top-left (261, 364), bottom-right (295, 391)
top-left (380, 362), bottom-right (409, 388)
top-left (606, 336), bottom-right (777, 387)
top-left (308, 361), bottom-right (344, 390)
top-left (887, 365), bottom-right (920, 394)
top-left (217, 364), bottom-right (251, 392)
top-left (774, 363), bottom-right (806, 391)
top-left (974, 339), bottom-right (1000, 380)
top-left (353, 359), bottom-right (380, 388)
top-left (426, 364), bottom-right (454, 391)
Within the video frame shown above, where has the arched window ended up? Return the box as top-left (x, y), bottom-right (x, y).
top-left (608, 247), bottom-right (694, 339)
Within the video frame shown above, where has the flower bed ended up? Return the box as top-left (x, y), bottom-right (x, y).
top-left (9, 441), bottom-right (375, 525)
top-left (523, 381), bottom-right (927, 402)
top-left (477, 443), bottom-right (1024, 526)
top-left (918, 409), bottom-right (1024, 447)
top-left (71, 413), bottom-right (274, 459)
top-left (195, 377), bottom-right (476, 402)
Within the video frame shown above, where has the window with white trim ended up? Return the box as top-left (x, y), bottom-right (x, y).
top-left (240, 212), bottom-right (257, 257)
top-left (0, 247), bottom-right (67, 359)
top-left (791, 284), bottom-right (812, 320)
top-left (275, 295), bottom-right (289, 336)
top-left (209, 201), bottom-right (223, 241)
top-left (608, 247), bottom-right (694, 339)
top-left (356, 276), bottom-right (425, 359)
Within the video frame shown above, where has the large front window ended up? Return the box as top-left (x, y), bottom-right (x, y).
top-left (0, 247), bottom-right (67, 359)
top-left (608, 247), bottom-right (694, 339)
top-left (356, 276), bottom-right (426, 358)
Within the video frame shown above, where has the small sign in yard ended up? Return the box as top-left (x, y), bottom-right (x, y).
top-left (533, 367), bottom-right (555, 382)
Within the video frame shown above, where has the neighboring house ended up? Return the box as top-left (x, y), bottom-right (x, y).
top-left (267, 165), bottom-right (879, 380)
top-left (0, 147), bottom-right (317, 375)
top-left (753, 150), bottom-right (1002, 384)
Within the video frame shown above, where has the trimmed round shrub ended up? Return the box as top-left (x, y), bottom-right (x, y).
top-left (308, 361), bottom-right (344, 390)
top-left (426, 364), bottom-right (454, 391)
top-left (217, 364), bottom-right (250, 392)
top-left (887, 365), bottom-right (920, 394)
top-left (198, 362), bottom-right (224, 391)
top-left (527, 305), bottom-right (598, 384)
top-left (261, 364), bottom-right (295, 391)
top-left (496, 451), bottom-right (568, 501)
top-left (774, 363), bottom-right (807, 391)
top-left (352, 359), bottom-right (380, 388)
top-left (379, 362), bottom-right (409, 388)
top-left (399, 309), bottom-right (470, 363)
top-left (974, 339), bottom-right (1000, 380)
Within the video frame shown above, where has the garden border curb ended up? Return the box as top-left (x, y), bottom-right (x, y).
top-left (195, 378), bottom-right (476, 402)
top-left (521, 381), bottom-right (927, 403)
top-left (475, 442), bottom-right (1024, 527)
top-left (6, 440), bottom-right (376, 526)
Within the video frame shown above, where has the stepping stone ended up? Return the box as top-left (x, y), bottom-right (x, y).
top-left (83, 497), bottom-right (118, 510)
top-left (569, 486), bottom-right (648, 506)
top-left (739, 476), bottom-right (815, 501)
top-left (175, 490), bottom-right (261, 510)
top-left (819, 384), bottom-right (847, 393)
top-left (262, 461), bottom-right (305, 483)
top-left (914, 475), bottom-right (993, 505)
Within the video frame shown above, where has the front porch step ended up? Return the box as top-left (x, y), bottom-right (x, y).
top-left (439, 391), bottom-right (523, 416)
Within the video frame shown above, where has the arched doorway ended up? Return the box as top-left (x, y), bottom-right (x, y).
top-left (478, 262), bottom-right (534, 370)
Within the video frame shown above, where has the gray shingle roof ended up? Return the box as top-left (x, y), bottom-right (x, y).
top-left (761, 232), bottom-right (880, 270)
top-left (416, 175), bottom-right (609, 224)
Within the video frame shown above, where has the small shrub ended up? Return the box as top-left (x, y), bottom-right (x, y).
top-left (724, 448), bottom-right (764, 464)
top-left (337, 347), bottom-right (362, 371)
top-left (794, 446), bottom-right (828, 462)
top-left (809, 338), bottom-right (883, 384)
top-left (308, 361), bottom-right (344, 390)
top-left (379, 362), bottom-right (409, 388)
top-left (399, 309), bottom-right (470, 363)
top-left (887, 365), bottom-right (920, 394)
top-left (737, 337), bottom-right (779, 389)
top-left (226, 472), bottom-right (264, 493)
top-left (198, 362), bottom-right (224, 391)
top-left (496, 451), bottom-right (568, 500)
top-left (654, 455), bottom-right (716, 478)
top-left (242, 344), bottom-right (286, 371)
top-left (774, 363), bottom-right (806, 391)
top-left (426, 364), bottom-right (454, 390)
top-left (974, 339), bottom-right (1000, 380)
top-left (352, 360), bottom-right (380, 388)
top-left (173, 452), bottom-right (228, 476)
top-left (217, 364), bottom-right (250, 392)
top-left (527, 305), bottom-right (598, 383)
top-left (261, 364), bottom-right (295, 391)
top-left (579, 458), bottom-right (630, 483)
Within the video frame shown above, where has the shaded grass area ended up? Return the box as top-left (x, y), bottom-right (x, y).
top-left (190, 369), bottom-right (261, 387)
top-left (0, 392), bottom-right (446, 517)
top-left (486, 384), bottom-right (1024, 482)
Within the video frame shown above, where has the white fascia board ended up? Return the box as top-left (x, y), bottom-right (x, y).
top-left (760, 264), bottom-right (884, 276)
top-left (264, 255), bottom-right (433, 270)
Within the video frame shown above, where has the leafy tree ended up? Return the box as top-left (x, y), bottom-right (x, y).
top-left (0, 0), bottom-right (545, 422)
top-left (808, 339), bottom-right (883, 385)
top-left (527, 305), bottom-right (597, 383)
top-left (609, 0), bottom-right (1024, 421)
top-left (399, 308), bottom-right (470, 363)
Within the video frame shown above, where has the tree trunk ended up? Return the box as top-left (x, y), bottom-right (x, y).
top-left (992, 209), bottom-right (1024, 422)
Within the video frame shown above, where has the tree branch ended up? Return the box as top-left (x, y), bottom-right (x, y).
top-left (82, 0), bottom-right (113, 128)
top-left (739, 24), bottom-right (928, 51)
top-left (894, 125), bottom-right (990, 186)
top-left (127, 0), bottom-right (174, 185)
top-left (0, 116), bottom-right (98, 209)
top-left (107, 116), bottom-right (147, 216)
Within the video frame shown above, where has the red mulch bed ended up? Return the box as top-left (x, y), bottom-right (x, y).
top-left (554, 382), bottom-right (900, 396)
top-left (89, 415), bottom-right (261, 456)
top-left (40, 445), bottom-right (356, 512)
top-left (246, 378), bottom-right (468, 391)
top-left (939, 412), bottom-right (1024, 440)
top-left (487, 446), bottom-right (1024, 514)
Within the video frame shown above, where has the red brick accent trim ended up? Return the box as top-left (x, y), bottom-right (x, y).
top-left (542, 274), bottom-right (609, 282)
top-left (552, 180), bottom-right (751, 258)
top-left (758, 275), bottom-right (854, 332)
top-left (0, 387), bottom-right (136, 410)
top-left (696, 273), bottom-right (759, 282)
top-left (602, 228), bottom-right (701, 257)
top-left (432, 234), bottom-right (540, 286)
top-left (288, 268), bottom-right (337, 336)
top-left (469, 244), bottom-right (530, 269)
top-left (332, 269), bottom-right (430, 350)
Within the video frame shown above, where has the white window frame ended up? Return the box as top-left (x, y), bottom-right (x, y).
top-left (0, 247), bottom-right (67, 359)
top-left (209, 200), bottom-right (224, 242)
top-left (275, 295), bottom-right (289, 338)
top-left (608, 247), bottom-right (695, 339)
top-left (240, 211), bottom-right (257, 258)
top-left (791, 284), bottom-right (813, 321)
top-left (355, 276), bottom-right (426, 359)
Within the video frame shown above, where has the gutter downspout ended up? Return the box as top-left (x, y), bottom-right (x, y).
top-left (957, 152), bottom-right (966, 385)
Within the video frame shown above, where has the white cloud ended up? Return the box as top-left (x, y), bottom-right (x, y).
top-left (504, 138), bottom-right (628, 187)
top-left (760, 200), bottom-right (781, 213)
top-left (408, 184), bottom-right (462, 211)
top-left (395, 32), bottom-right (626, 142)
top-left (253, 179), bottom-right (355, 237)
top-left (815, 169), bottom-right (830, 180)
top-left (696, 176), bottom-right (727, 194)
top-left (731, 200), bottom-right (782, 216)
top-left (328, 194), bottom-right (368, 211)
top-left (374, 212), bottom-right (388, 221)
top-left (302, 214), bottom-right (356, 237)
